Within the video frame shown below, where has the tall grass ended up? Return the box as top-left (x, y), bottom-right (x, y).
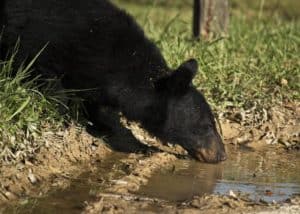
top-left (0, 42), bottom-right (63, 164)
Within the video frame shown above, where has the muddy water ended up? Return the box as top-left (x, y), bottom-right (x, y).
top-left (2, 148), bottom-right (300, 213)
top-left (3, 153), bottom-right (129, 214)
top-left (139, 148), bottom-right (300, 203)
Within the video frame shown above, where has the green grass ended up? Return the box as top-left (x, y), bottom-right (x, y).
top-left (0, 42), bottom-right (63, 164)
top-left (116, 0), bottom-right (300, 20)
top-left (114, 0), bottom-right (300, 110)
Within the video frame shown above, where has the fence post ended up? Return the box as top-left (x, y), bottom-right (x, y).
top-left (193, 0), bottom-right (229, 39)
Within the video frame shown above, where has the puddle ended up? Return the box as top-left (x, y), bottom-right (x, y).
top-left (2, 153), bottom-right (128, 214)
top-left (138, 148), bottom-right (300, 203)
top-left (2, 148), bottom-right (300, 213)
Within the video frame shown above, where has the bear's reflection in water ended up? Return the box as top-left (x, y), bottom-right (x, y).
top-left (139, 160), bottom-right (223, 201)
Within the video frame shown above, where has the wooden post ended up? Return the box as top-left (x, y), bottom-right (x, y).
top-left (193, 0), bottom-right (201, 38)
top-left (193, 0), bottom-right (229, 39)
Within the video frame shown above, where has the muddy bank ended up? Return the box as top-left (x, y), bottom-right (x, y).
top-left (84, 146), bottom-right (300, 214)
top-left (0, 125), bottom-right (111, 204)
top-left (220, 103), bottom-right (299, 150)
top-left (120, 102), bottom-right (300, 158)
top-left (0, 103), bottom-right (299, 213)
top-left (84, 193), bottom-right (300, 214)
top-left (84, 103), bottom-right (300, 214)
top-left (2, 145), bottom-right (299, 213)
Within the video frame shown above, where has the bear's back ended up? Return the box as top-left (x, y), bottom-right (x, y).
top-left (2, 0), bottom-right (167, 90)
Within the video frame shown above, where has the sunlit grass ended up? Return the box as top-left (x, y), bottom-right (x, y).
top-left (114, 0), bottom-right (300, 110)
top-left (0, 42), bottom-right (63, 163)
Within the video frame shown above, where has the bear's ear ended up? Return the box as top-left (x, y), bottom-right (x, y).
top-left (155, 59), bottom-right (198, 94)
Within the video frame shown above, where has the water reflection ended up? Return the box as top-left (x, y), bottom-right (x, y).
top-left (3, 153), bottom-right (128, 214)
top-left (139, 148), bottom-right (300, 202)
top-left (2, 148), bottom-right (300, 213)
top-left (138, 161), bottom-right (223, 201)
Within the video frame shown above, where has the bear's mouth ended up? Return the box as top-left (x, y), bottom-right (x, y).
top-left (186, 140), bottom-right (226, 163)
top-left (192, 147), bottom-right (227, 163)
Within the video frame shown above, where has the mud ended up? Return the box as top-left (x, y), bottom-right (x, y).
top-left (0, 103), bottom-right (299, 213)
top-left (2, 146), bottom-right (299, 213)
top-left (2, 152), bottom-right (177, 213)
top-left (0, 125), bottom-right (111, 204)
top-left (2, 152), bottom-right (127, 214)
top-left (84, 185), bottom-right (300, 214)
top-left (220, 103), bottom-right (300, 150)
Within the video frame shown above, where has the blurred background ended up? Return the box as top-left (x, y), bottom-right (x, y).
top-left (111, 0), bottom-right (299, 110)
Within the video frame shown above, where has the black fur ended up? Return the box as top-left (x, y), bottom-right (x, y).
top-left (1, 0), bottom-right (226, 163)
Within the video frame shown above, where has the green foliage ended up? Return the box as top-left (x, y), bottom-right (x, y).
top-left (116, 0), bottom-right (300, 20)
top-left (230, 0), bottom-right (300, 20)
top-left (114, 0), bottom-right (300, 110)
top-left (0, 42), bottom-right (63, 163)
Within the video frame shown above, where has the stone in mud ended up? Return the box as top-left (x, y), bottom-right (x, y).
top-left (0, 0), bottom-right (226, 162)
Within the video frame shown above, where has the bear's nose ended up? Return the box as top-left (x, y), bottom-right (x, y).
top-left (194, 138), bottom-right (226, 163)
top-left (218, 150), bottom-right (227, 162)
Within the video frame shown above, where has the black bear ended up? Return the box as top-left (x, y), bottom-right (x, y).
top-left (0, 0), bottom-right (226, 163)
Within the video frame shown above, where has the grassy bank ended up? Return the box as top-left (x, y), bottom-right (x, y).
top-left (0, 0), bottom-right (299, 164)
top-left (0, 45), bottom-right (63, 164)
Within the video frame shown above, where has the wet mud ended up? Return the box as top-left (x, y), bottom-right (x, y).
top-left (2, 152), bottom-right (128, 214)
top-left (0, 103), bottom-right (299, 213)
top-left (1, 147), bottom-right (299, 214)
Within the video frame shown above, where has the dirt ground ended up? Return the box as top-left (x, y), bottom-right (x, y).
top-left (0, 102), bottom-right (299, 213)
top-left (85, 192), bottom-right (300, 214)
top-left (0, 125), bottom-right (112, 203)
